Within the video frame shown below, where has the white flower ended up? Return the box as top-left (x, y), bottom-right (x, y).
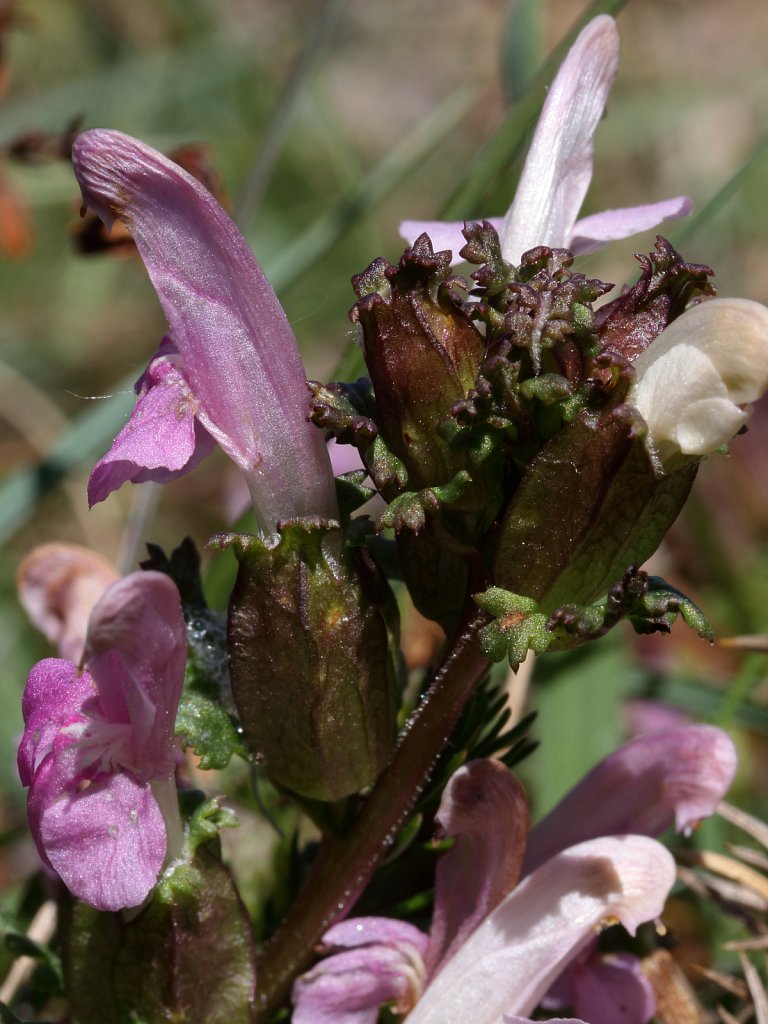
top-left (630, 297), bottom-right (768, 468)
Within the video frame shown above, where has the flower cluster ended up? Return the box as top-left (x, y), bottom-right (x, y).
top-left (12, 10), bottom-right (768, 1024)
top-left (293, 727), bottom-right (736, 1024)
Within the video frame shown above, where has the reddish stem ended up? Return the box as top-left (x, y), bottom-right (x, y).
top-left (254, 608), bottom-right (490, 1019)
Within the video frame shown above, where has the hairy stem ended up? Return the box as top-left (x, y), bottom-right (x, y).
top-left (254, 607), bottom-right (490, 1018)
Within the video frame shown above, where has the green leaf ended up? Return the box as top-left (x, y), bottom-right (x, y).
top-left (525, 634), bottom-right (627, 816)
top-left (175, 692), bottom-right (248, 771)
top-left (501, 0), bottom-right (541, 105)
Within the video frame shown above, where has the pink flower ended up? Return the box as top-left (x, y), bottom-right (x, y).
top-left (72, 129), bottom-right (338, 539)
top-left (293, 726), bottom-right (736, 1024)
top-left (16, 542), bottom-right (117, 663)
top-left (400, 16), bottom-right (691, 267)
top-left (18, 571), bottom-right (187, 911)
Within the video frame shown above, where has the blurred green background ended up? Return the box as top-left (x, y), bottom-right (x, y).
top-left (1, 0), bottom-right (767, 943)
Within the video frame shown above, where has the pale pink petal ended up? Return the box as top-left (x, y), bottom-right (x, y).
top-left (428, 760), bottom-right (528, 973)
top-left (322, 917), bottom-right (429, 955)
top-left (39, 757), bottom-right (166, 911)
top-left (18, 659), bottom-right (95, 787)
top-left (498, 15), bottom-right (619, 264)
top-left (505, 1017), bottom-right (588, 1023)
top-left (405, 835), bottom-right (675, 1024)
top-left (327, 438), bottom-right (367, 478)
top-left (293, 922), bottom-right (428, 1024)
top-left (16, 544), bottom-right (117, 662)
top-left (524, 726), bottom-right (737, 874)
top-left (84, 571), bottom-right (187, 778)
top-left (87, 360), bottom-right (215, 507)
top-left (573, 953), bottom-right (655, 1024)
top-left (569, 196), bottom-right (692, 255)
top-left (72, 129), bottom-right (337, 534)
top-left (623, 699), bottom-right (691, 737)
top-left (398, 220), bottom-right (466, 258)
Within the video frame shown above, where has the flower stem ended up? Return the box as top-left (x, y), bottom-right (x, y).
top-left (254, 606), bottom-right (490, 1019)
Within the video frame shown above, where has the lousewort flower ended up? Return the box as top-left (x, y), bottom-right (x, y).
top-left (18, 571), bottom-right (187, 911)
top-left (629, 297), bottom-right (768, 470)
top-left (72, 129), bottom-right (338, 539)
top-left (16, 542), bottom-right (117, 663)
top-left (293, 726), bottom-right (736, 1023)
top-left (400, 15), bottom-right (690, 266)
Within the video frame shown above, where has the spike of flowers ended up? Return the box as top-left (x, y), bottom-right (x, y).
top-left (400, 16), bottom-right (691, 266)
top-left (72, 129), bottom-right (338, 539)
top-left (18, 571), bottom-right (187, 911)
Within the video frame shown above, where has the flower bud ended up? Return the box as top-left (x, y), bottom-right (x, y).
top-left (493, 407), bottom-right (697, 612)
top-left (226, 522), bottom-right (399, 801)
top-left (629, 297), bottom-right (768, 468)
top-left (350, 236), bottom-right (485, 493)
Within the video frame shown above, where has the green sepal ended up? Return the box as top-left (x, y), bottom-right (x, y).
top-left (545, 568), bottom-right (715, 650)
top-left (631, 575), bottom-right (714, 641)
top-left (335, 469), bottom-right (376, 522)
top-left (474, 588), bottom-right (551, 665)
top-left (366, 434), bottom-right (409, 495)
top-left (494, 406), bottom-right (698, 612)
top-left (226, 518), bottom-right (400, 801)
top-left (63, 803), bottom-right (257, 1024)
top-left (307, 378), bottom-right (378, 447)
top-left (178, 795), bottom-right (239, 871)
top-left (518, 373), bottom-right (572, 404)
top-left (460, 220), bottom-right (515, 298)
top-left (377, 470), bottom-right (471, 533)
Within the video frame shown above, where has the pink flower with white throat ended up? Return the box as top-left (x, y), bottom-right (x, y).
top-left (400, 16), bottom-right (691, 267)
top-left (72, 129), bottom-right (338, 540)
top-left (18, 571), bottom-right (187, 911)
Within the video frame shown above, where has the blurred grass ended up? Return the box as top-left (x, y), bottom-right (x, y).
top-left (0, 2), bottom-right (767, 953)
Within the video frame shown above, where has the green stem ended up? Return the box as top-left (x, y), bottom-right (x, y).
top-left (254, 607), bottom-right (490, 1019)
